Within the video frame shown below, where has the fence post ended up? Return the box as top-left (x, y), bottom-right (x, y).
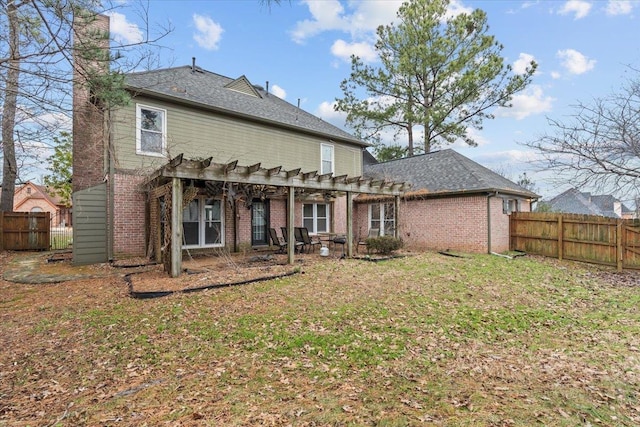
top-left (0, 211), bottom-right (3, 250)
top-left (617, 221), bottom-right (623, 272)
top-left (558, 215), bottom-right (563, 261)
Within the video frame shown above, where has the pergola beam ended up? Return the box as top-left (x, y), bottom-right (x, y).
top-left (153, 159), bottom-right (408, 196)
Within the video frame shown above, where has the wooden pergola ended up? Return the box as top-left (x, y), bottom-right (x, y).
top-left (145, 154), bottom-right (409, 277)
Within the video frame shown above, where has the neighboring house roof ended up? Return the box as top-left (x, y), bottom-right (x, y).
top-left (124, 65), bottom-right (368, 147)
top-left (547, 188), bottom-right (632, 218)
top-left (14, 182), bottom-right (66, 210)
top-left (363, 149), bottom-right (539, 199)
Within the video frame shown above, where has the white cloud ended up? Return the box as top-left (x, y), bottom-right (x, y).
top-left (558, 0), bottom-right (592, 19)
top-left (291, 0), bottom-right (402, 44)
top-left (291, 0), bottom-right (476, 44)
top-left (193, 14), bottom-right (224, 51)
top-left (106, 12), bottom-right (143, 44)
top-left (496, 85), bottom-right (554, 120)
top-left (331, 39), bottom-right (377, 63)
top-left (513, 53), bottom-right (536, 75)
top-left (557, 48), bottom-right (596, 74)
top-left (550, 71), bottom-right (562, 79)
top-left (315, 101), bottom-right (346, 123)
top-left (444, 0), bottom-right (474, 19)
top-left (290, 0), bottom-right (349, 44)
top-left (271, 84), bottom-right (286, 99)
top-left (606, 0), bottom-right (633, 15)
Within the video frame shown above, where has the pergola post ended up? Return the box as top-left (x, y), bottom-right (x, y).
top-left (287, 185), bottom-right (295, 264)
top-left (346, 191), bottom-right (353, 257)
top-left (171, 177), bottom-right (183, 278)
top-left (394, 195), bottom-right (401, 239)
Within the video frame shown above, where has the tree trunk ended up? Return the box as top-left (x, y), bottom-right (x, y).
top-left (424, 122), bottom-right (431, 153)
top-left (1, 0), bottom-right (21, 212)
top-left (407, 125), bottom-right (414, 157)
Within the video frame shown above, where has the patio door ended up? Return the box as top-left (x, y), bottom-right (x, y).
top-left (251, 199), bottom-right (269, 246)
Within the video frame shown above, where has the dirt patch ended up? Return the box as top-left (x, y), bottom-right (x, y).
top-left (127, 254), bottom-right (302, 294)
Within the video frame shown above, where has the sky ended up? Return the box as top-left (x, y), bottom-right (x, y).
top-left (104, 0), bottom-right (640, 202)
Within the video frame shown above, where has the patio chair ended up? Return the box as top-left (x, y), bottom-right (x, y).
top-left (281, 227), bottom-right (304, 253)
top-left (357, 228), bottom-right (379, 254)
top-left (269, 228), bottom-right (287, 253)
top-left (297, 227), bottom-right (321, 253)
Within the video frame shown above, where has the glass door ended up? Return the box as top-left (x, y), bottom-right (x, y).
top-left (251, 200), bottom-right (269, 246)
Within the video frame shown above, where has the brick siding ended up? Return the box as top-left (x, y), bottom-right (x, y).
top-left (72, 14), bottom-right (110, 193)
top-left (113, 173), bottom-right (146, 257)
top-left (355, 195), bottom-right (529, 253)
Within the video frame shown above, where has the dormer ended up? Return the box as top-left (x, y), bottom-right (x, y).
top-left (224, 75), bottom-right (262, 98)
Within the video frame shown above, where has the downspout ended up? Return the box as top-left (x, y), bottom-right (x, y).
top-left (487, 192), bottom-right (498, 254)
top-left (107, 109), bottom-right (115, 262)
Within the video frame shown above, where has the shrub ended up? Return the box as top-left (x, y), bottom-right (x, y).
top-left (366, 236), bottom-right (403, 255)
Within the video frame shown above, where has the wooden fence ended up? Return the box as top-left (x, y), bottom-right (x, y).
top-left (510, 212), bottom-right (640, 271)
top-left (0, 212), bottom-right (50, 251)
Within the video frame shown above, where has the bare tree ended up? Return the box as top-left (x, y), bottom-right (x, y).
top-left (0, 0), bottom-right (172, 211)
top-left (524, 71), bottom-right (640, 199)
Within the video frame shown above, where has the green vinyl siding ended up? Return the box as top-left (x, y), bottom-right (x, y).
top-left (110, 96), bottom-right (363, 177)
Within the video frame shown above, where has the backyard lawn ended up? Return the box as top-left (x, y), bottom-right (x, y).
top-left (1, 250), bottom-right (639, 426)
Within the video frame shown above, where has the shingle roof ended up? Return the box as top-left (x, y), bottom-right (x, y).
top-left (124, 65), bottom-right (367, 147)
top-left (364, 149), bottom-right (538, 198)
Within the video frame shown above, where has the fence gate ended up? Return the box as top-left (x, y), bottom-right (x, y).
top-left (0, 212), bottom-right (50, 250)
top-left (72, 183), bottom-right (108, 265)
top-left (623, 224), bottom-right (640, 269)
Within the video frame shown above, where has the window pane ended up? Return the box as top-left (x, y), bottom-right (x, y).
top-left (141, 131), bottom-right (163, 153)
top-left (141, 109), bottom-right (163, 131)
top-left (183, 223), bottom-right (199, 245)
top-left (370, 204), bottom-right (380, 221)
top-left (317, 218), bottom-right (327, 233)
top-left (317, 204), bottom-right (327, 217)
top-left (303, 204), bottom-right (313, 217)
top-left (205, 222), bottom-right (221, 245)
top-left (303, 218), bottom-right (314, 230)
top-left (183, 200), bottom-right (199, 222)
top-left (322, 160), bottom-right (332, 175)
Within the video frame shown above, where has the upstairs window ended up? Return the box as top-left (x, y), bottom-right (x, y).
top-left (321, 143), bottom-right (334, 175)
top-left (136, 104), bottom-right (166, 156)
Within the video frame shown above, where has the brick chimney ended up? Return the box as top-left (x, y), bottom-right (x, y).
top-left (72, 12), bottom-right (110, 193)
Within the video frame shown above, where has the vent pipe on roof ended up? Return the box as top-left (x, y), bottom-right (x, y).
top-left (296, 98), bottom-right (300, 121)
top-left (192, 57), bottom-right (196, 73)
top-left (266, 81), bottom-right (269, 96)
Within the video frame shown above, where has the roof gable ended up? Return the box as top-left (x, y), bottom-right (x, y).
top-left (363, 149), bottom-right (538, 198)
top-left (14, 182), bottom-right (62, 210)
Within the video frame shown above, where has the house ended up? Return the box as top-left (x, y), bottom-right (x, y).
top-left (355, 149), bottom-right (539, 253)
top-left (545, 188), bottom-right (634, 219)
top-left (9, 181), bottom-right (72, 227)
top-left (71, 14), bottom-right (406, 272)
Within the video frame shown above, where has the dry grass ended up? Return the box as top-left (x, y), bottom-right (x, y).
top-left (1, 250), bottom-right (639, 426)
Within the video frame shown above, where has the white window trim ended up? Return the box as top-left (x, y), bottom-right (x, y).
top-left (368, 202), bottom-right (395, 236)
top-left (302, 202), bottom-right (330, 234)
top-left (321, 143), bottom-right (334, 175)
top-left (183, 197), bottom-right (225, 249)
top-left (136, 103), bottom-right (167, 157)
